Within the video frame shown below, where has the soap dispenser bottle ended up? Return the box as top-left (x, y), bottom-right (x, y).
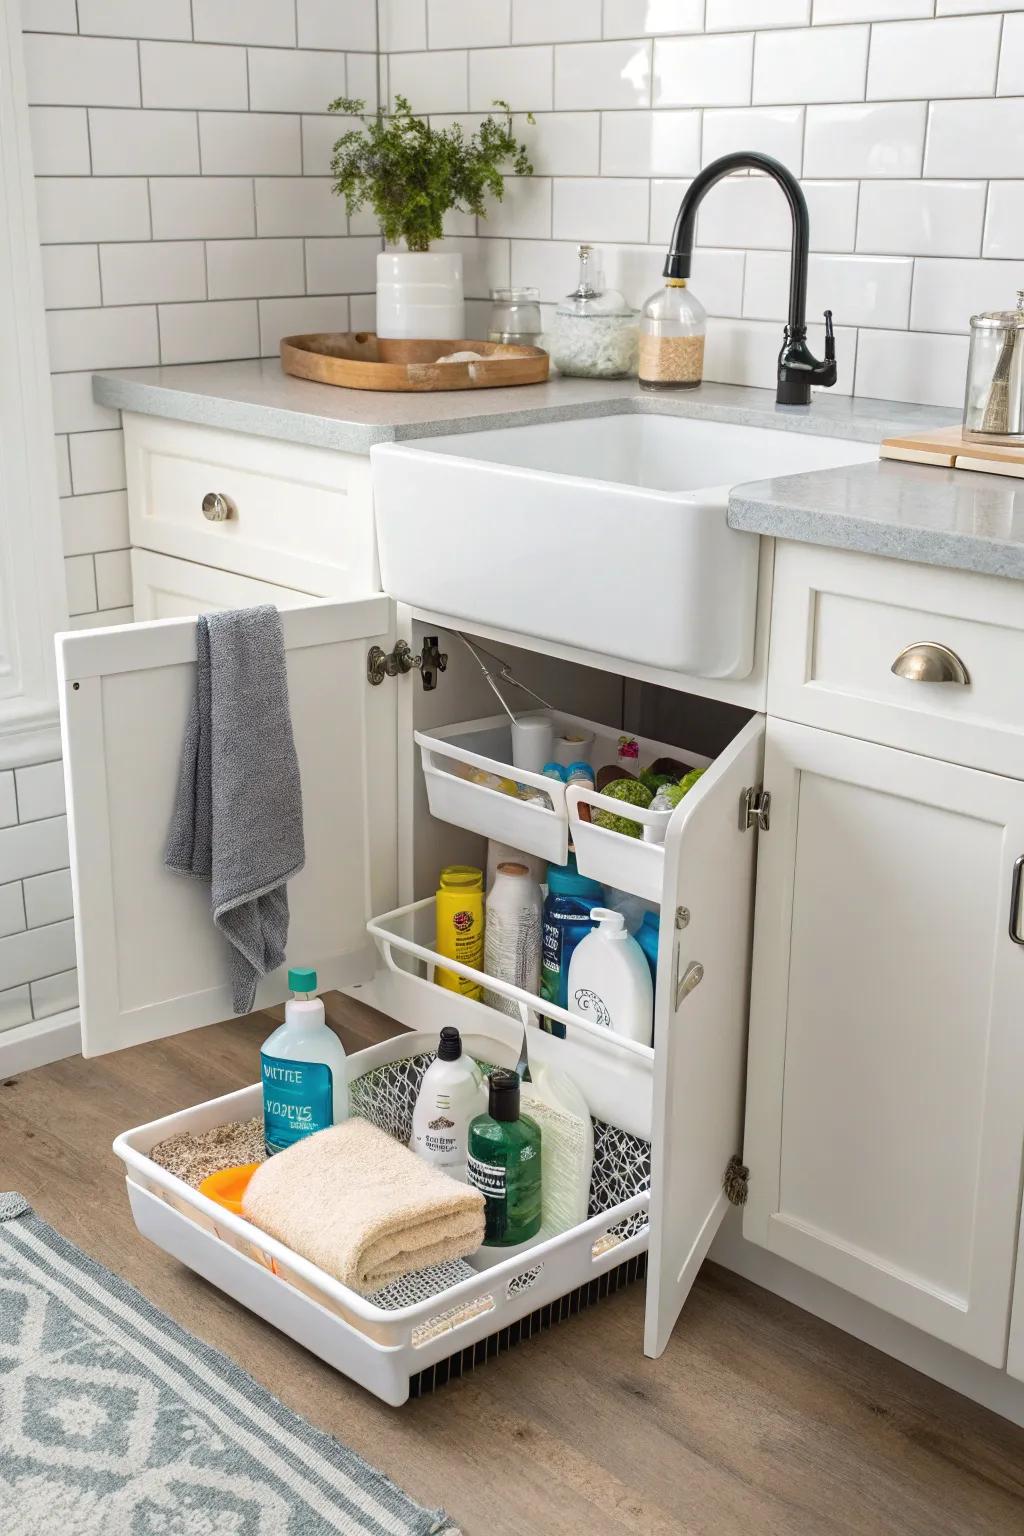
top-left (549, 243), bottom-right (638, 379)
top-left (566, 908), bottom-right (654, 1046)
top-left (638, 278), bottom-right (706, 390)
top-left (260, 968), bottom-right (348, 1155)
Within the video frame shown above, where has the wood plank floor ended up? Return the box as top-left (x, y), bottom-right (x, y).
top-left (3, 995), bottom-right (1023, 1536)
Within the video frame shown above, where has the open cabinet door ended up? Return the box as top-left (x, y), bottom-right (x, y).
top-left (57, 597), bottom-right (395, 1056)
top-left (645, 714), bottom-right (765, 1357)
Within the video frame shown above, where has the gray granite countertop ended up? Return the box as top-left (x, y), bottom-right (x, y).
top-left (729, 459), bottom-right (1024, 581)
top-left (93, 359), bottom-right (957, 452)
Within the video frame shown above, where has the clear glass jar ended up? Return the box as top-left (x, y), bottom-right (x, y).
top-left (488, 286), bottom-right (543, 347)
top-left (963, 291), bottom-right (1024, 442)
top-left (638, 279), bottom-right (707, 390)
top-left (548, 244), bottom-right (638, 379)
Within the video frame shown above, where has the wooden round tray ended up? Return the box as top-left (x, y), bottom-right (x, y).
top-left (279, 331), bottom-right (549, 392)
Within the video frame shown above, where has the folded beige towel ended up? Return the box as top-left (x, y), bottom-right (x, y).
top-left (242, 1118), bottom-right (485, 1295)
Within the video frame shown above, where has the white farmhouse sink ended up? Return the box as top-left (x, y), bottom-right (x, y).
top-left (371, 413), bottom-right (875, 678)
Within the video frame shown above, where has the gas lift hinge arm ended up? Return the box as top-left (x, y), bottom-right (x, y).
top-left (367, 636), bottom-right (448, 690)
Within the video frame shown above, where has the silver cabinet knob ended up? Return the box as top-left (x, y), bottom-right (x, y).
top-left (890, 641), bottom-right (969, 685)
top-left (201, 491), bottom-right (234, 522)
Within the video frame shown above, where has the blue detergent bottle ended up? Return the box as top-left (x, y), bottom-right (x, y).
top-left (539, 854), bottom-right (605, 1037)
top-left (636, 910), bottom-right (660, 987)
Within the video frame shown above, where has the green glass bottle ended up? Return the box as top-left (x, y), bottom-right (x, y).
top-left (467, 1070), bottom-right (542, 1246)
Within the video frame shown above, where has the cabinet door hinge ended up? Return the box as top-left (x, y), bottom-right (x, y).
top-left (724, 1154), bottom-right (749, 1207)
top-left (367, 636), bottom-right (448, 690)
top-left (741, 786), bottom-right (770, 832)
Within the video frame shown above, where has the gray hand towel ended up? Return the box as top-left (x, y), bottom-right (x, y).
top-left (165, 605), bottom-right (305, 1015)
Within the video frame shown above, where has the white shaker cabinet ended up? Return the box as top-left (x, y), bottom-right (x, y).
top-left (742, 718), bottom-right (1024, 1367)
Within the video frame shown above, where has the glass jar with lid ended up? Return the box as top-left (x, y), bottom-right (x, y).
top-left (548, 245), bottom-right (638, 378)
top-left (638, 278), bottom-right (707, 390)
top-left (963, 290), bottom-right (1024, 442)
top-left (488, 286), bottom-right (543, 348)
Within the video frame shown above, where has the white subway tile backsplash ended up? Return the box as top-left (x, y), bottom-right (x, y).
top-left (70, 606), bottom-right (133, 628)
top-left (983, 183), bottom-right (1024, 260)
top-left (911, 257), bottom-right (1024, 334)
top-left (0, 922), bottom-right (76, 991)
top-left (69, 429), bottom-right (124, 495)
top-left (553, 177), bottom-right (649, 243)
top-left (297, 0), bottom-right (378, 51)
top-left (470, 47), bottom-right (553, 111)
top-left (510, 237), bottom-right (588, 300)
top-left (0, 884), bottom-right (25, 940)
top-left (480, 175), bottom-right (552, 238)
top-left (704, 314), bottom-right (856, 393)
top-left (868, 16), bottom-right (1001, 101)
top-left (100, 240), bottom-right (206, 305)
top-left (31, 968), bottom-right (79, 1019)
top-left (51, 373), bottom-right (120, 435)
top-left (602, 0), bottom-right (703, 37)
top-left (55, 436), bottom-right (71, 497)
top-left (0, 817), bottom-right (69, 883)
top-left (141, 42), bottom-right (248, 110)
top-left (745, 251), bottom-right (913, 329)
top-left (23, 870), bottom-right (73, 930)
top-left (199, 114), bottom-right (302, 177)
top-left (998, 14), bottom-right (1024, 94)
top-left (158, 299), bottom-right (259, 365)
top-left (708, 1), bottom-right (810, 29)
top-left (855, 328), bottom-right (969, 407)
top-left (150, 178), bottom-right (255, 240)
top-left (36, 177), bottom-right (151, 244)
top-left (813, 0), bottom-right (932, 19)
top-left (693, 175), bottom-right (857, 253)
top-left (0, 987), bottom-right (32, 1033)
top-left (350, 293), bottom-right (377, 328)
top-left (512, 0), bottom-right (599, 44)
top-left (255, 178), bottom-right (347, 237)
top-left (47, 304), bottom-right (159, 372)
top-left (24, 34), bottom-right (140, 107)
top-left (857, 181), bottom-right (987, 258)
top-left (41, 245), bottom-right (101, 310)
top-left (28, 107), bottom-right (90, 174)
top-left (23, 0), bottom-right (77, 30)
top-left (0, 775), bottom-right (15, 830)
top-left (925, 99), bottom-right (1024, 178)
top-left (94, 548), bottom-right (134, 608)
top-left (249, 48), bottom-right (348, 114)
top-left (649, 177), bottom-right (687, 245)
top-left (302, 115), bottom-right (350, 176)
top-left (194, 0), bottom-right (295, 45)
top-left (14, 762), bottom-right (65, 824)
top-left (305, 236), bottom-right (382, 294)
top-left (689, 247), bottom-right (747, 317)
top-left (65, 554), bottom-right (97, 615)
top-left (654, 34), bottom-right (752, 108)
top-left (60, 490), bottom-right (130, 555)
top-left (432, 0), bottom-right (511, 47)
top-left (938, 0), bottom-right (1024, 10)
top-left (89, 108), bottom-right (200, 176)
top-left (77, 0), bottom-right (193, 39)
top-left (701, 105), bottom-right (804, 169)
top-left (600, 111), bottom-right (700, 178)
top-left (381, 0), bottom-right (428, 50)
top-left (346, 52), bottom-right (381, 112)
top-left (514, 112), bottom-right (600, 175)
top-left (389, 50), bottom-right (468, 112)
top-left (258, 295), bottom-right (350, 355)
top-left (433, 235), bottom-right (511, 298)
top-left (754, 25), bottom-right (868, 105)
top-left (207, 239), bottom-right (306, 299)
top-left (557, 40), bottom-right (652, 109)
top-left (804, 101), bottom-right (925, 177)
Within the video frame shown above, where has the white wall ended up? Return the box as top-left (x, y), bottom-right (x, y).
top-left (383, 0), bottom-right (1024, 407)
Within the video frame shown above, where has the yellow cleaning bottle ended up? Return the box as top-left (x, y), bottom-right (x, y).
top-left (435, 865), bottom-right (484, 999)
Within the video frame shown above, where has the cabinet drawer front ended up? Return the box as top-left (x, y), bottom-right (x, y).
top-left (124, 414), bottom-right (375, 597)
top-left (768, 543), bottom-right (1024, 779)
top-left (131, 549), bottom-right (312, 620)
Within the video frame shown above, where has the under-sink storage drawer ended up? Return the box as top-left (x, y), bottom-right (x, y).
top-left (768, 543), bottom-right (1024, 779)
top-left (124, 413), bottom-right (376, 596)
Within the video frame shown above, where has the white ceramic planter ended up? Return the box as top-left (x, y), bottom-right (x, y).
top-left (376, 250), bottom-right (465, 340)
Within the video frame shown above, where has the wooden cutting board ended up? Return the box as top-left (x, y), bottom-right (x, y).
top-left (880, 424), bottom-right (1024, 478)
top-left (280, 331), bottom-right (549, 392)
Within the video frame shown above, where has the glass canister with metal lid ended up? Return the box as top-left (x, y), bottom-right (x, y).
top-left (963, 290), bottom-right (1024, 442)
top-left (488, 286), bottom-right (543, 347)
top-left (548, 244), bottom-right (638, 378)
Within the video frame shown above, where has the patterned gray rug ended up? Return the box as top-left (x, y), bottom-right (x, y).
top-left (0, 1192), bottom-right (460, 1536)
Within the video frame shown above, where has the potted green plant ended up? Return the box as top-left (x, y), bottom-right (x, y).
top-left (328, 94), bottom-right (533, 340)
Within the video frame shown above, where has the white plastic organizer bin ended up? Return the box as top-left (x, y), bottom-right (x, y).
top-left (113, 1029), bottom-right (651, 1407)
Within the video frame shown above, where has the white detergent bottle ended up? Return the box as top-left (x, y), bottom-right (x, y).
top-left (567, 908), bottom-right (654, 1046)
top-left (410, 1026), bottom-right (486, 1181)
top-left (260, 967), bottom-right (348, 1156)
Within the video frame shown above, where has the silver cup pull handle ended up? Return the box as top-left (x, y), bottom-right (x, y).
top-left (1010, 855), bottom-right (1024, 946)
top-left (201, 491), bottom-right (234, 522)
top-left (891, 641), bottom-right (969, 685)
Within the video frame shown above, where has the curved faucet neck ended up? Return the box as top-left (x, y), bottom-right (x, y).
top-left (664, 151), bottom-right (809, 335)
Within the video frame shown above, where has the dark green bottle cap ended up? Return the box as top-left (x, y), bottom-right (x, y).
top-left (288, 967), bottom-right (317, 993)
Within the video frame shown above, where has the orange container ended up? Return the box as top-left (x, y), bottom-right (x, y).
top-left (198, 1162), bottom-right (260, 1216)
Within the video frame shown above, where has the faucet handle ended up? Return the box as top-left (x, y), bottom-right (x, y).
top-left (823, 309), bottom-right (835, 362)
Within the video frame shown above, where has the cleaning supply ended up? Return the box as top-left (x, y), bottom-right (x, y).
top-left (565, 761), bottom-right (595, 789)
top-left (164, 605), bottom-right (304, 1016)
top-left (486, 839), bottom-right (544, 889)
top-left (260, 967), bottom-right (348, 1156)
top-left (150, 1118), bottom-right (265, 1188)
top-left (468, 1070), bottom-right (543, 1246)
top-left (242, 1117), bottom-right (486, 1294)
top-left (435, 865), bottom-right (485, 998)
top-left (638, 277), bottom-right (707, 390)
top-left (521, 1063), bottom-right (593, 1236)
top-left (567, 908), bottom-right (654, 1046)
top-left (409, 1026), bottom-right (486, 1180)
top-left (199, 1163), bottom-right (260, 1216)
top-left (635, 910), bottom-right (660, 988)
top-left (539, 854), bottom-right (605, 1038)
top-left (484, 862), bottom-right (543, 1017)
